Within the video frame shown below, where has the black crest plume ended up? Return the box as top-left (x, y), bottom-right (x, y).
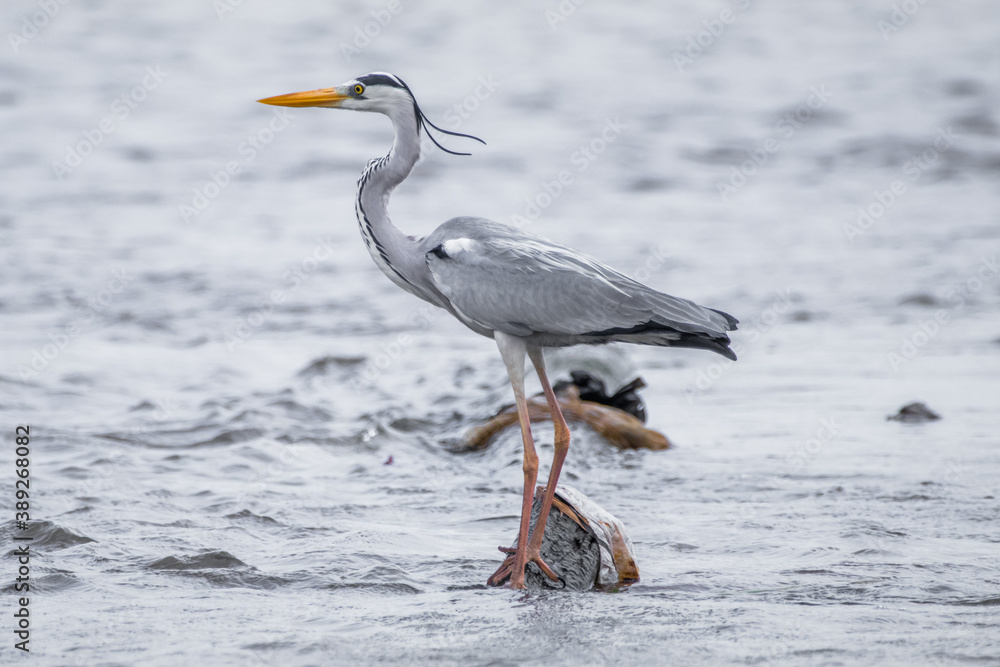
top-left (360, 73), bottom-right (487, 156)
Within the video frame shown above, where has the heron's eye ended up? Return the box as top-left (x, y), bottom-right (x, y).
top-left (353, 84), bottom-right (365, 96)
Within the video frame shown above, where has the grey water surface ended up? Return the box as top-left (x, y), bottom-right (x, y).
top-left (1, 1), bottom-right (999, 665)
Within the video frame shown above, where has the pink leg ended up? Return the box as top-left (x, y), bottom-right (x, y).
top-left (522, 347), bottom-right (570, 574)
top-left (487, 332), bottom-right (539, 589)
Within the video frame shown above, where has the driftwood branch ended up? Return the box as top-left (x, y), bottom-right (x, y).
top-left (463, 385), bottom-right (670, 451)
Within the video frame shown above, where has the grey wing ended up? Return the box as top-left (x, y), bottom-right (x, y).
top-left (423, 219), bottom-right (738, 358)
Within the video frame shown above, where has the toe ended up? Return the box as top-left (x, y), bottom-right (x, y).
top-left (487, 556), bottom-right (515, 587)
top-left (531, 556), bottom-right (560, 582)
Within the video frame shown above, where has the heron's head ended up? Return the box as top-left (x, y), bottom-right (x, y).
top-left (258, 72), bottom-right (484, 155)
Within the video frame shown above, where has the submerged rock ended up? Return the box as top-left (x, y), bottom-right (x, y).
top-left (888, 402), bottom-right (941, 423)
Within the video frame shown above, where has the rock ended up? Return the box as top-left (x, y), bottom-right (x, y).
top-left (488, 484), bottom-right (640, 592)
top-left (888, 402), bottom-right (941, 423)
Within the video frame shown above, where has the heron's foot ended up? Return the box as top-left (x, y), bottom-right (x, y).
top-left (486, 545), bottom-right (559, 589)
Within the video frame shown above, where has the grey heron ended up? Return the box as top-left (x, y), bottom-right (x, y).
top-left (259, 72), bottom-right (738, 589)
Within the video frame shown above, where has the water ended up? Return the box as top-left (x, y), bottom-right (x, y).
top-left (2, 0), bottom-right (999, 664)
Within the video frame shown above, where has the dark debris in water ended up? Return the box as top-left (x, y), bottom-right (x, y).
top-left (789, 310), bottom-right (823, 322)
top-left (297, 355), bottom-right (367, 378)
top-left (888, 402), bottom-right (942, 423)
top-left (899, 293), bottom-right (945, 308)
top-left (553, 371), bottom-right (647, 423)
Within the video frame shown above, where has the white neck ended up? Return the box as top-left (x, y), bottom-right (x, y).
top-left (354, 104), bottom-right (439, 304)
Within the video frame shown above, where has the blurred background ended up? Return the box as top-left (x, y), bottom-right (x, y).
top-left (1, 1), bottom-right (998, 664)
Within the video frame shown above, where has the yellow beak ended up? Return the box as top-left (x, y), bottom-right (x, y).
top-left (257, 87), bottom-right (348, 108)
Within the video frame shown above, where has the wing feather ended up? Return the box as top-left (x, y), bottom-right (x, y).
top-left (424, 220), bottom-right (735, 339)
